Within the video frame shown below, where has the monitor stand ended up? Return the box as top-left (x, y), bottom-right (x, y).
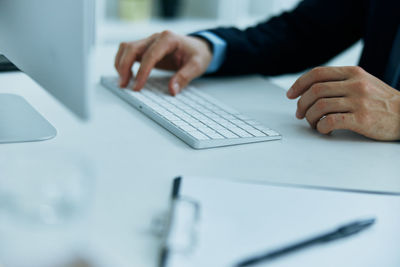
top-left (0, 94), bottom-right (57, 143)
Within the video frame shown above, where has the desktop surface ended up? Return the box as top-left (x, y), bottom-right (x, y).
top-left (0, 45), bottom-right (399, 267)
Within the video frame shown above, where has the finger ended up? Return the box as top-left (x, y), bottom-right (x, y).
top-left (169, 58), bottom-right (204, 95)
top-left (296, 81), bottom-right (348, 119)
top-left (305, 97), bottom-right (353, 128)
top-left (287, 66), bottom-right (350, 99)
top-left (118, 47), bottom-right (137, 88)
top-left (114, 42), bottom-right (126, 72)
top-left (316, 113), bottom-right (356, 135)
top-left (117, 35), bottom-right (159, 88)
top-left (134, 32), bottom-right (178, 91)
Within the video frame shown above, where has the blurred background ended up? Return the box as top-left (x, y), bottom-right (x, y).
top-left (96, 0), bottom-right (302, 44)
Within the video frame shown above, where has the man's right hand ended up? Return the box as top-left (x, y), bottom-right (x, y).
top-left (115, 31), bottom-right (213, 96)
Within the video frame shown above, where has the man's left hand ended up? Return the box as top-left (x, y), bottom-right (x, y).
top-left (286, 66), bottom-right (400, 141)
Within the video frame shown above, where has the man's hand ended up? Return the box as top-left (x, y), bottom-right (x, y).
top-left (114, 31), bottom-right (212, 95)
top-left (286, 66), bottom-right (400, 141)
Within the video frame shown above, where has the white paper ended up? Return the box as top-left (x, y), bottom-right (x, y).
top-left (164, 177), bottom-right (400, 267)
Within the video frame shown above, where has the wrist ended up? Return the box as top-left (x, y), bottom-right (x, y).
top-left (188, 31), bottom-right (227, 74)
top-left (190, 35), bottom-right (214, 55)
top-left (187, 35), bottom-right (213, 69)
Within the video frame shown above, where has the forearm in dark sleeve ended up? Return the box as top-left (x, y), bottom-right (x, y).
top-left (207, 0), bottom-right (367, 76)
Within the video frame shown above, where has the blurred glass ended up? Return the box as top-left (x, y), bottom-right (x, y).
top-left (118, 0), bottom-right (152, 21)
top-left (0, 148), bottom-right (93, 225)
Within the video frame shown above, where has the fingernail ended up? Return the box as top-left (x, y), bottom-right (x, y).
top-left (172, 82), bottom-right (180, 95)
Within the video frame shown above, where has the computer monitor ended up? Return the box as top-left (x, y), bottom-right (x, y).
top-left (0, 0), bottom-right (95, 143)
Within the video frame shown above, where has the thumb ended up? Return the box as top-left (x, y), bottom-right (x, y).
top-left (169, 59), bottom-right (204, 96)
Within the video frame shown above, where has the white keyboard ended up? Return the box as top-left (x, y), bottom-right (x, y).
top-left (101, 76), bottom-right (281, 149)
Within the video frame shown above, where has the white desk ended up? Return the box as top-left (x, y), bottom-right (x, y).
top-left (0, 45), bottom-right (399, 267)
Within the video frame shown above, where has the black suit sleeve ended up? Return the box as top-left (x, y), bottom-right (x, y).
top-left (207, 0), bottom-right (367, 76)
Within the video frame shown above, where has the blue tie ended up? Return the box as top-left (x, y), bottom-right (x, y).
top-left (385, 27), bottom-right (400, 90)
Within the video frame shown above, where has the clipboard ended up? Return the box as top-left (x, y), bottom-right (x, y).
top-left (159, 176), bottom-right (400, 267)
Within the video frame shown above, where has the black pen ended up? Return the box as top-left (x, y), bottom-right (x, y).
top-left (236, 218), bottom-right (376, 267)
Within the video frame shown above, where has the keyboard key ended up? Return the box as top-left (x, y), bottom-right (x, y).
top-left (199, 118), bottom-right (215, 125)
top-left (217, 120), bottom-right (234, 127)
top-left (208, 124), bottom-right (226, 131)
top-left (231, 119), bottom-right (248, 126)
top-left (179, 114), bottom-right (194, 121)
top-left (239, 125), bottom-right (258, 132)
top-left (164, 113), bottom-right (180, 121)
top-left (205, 131), bottom-right (225, 139)
top-left (217, 129), bottom-right (239, 138)
top-left (172, 121), bottom-right (189, 127)
top-left (188, 131), bottom-right (210, 140)
top-left (246, 129), bottom-right (267, 137)
top-left (229, 127), bottom-right (253, 138)
top-left (255, 126), bottom-right (272, 133)
top-left (185, 117), bottom-right (200, 124)
top-left (191, 122), bottom-right (207, 128)
top-left (264, 130), bottom-right (280, 136)
top-left (179, 125), bottom-right (197, 133)
top-left (200, 127), bottom-right (218, 134)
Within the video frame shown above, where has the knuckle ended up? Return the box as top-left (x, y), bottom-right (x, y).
top-left (353, 80), bottom-right (369, 94)
top-left (311, 66), bottom-right (325, 77)
top-left (160, 30), bottom-right (173, 39)
top-left (119, 42), bottom-right (127, 50)
top-left (126, 42), bottom-right (135, 50)
top-left (310, 83), bottom-right (324, 96)
top-left (315, 98), bottom-right (327, 111)
top-left (150, 33), bottom-right (160, 39)
top-left (349, 66), bottom-right (365, 76)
